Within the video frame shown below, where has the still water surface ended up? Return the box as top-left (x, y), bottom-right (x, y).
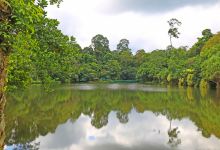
top-left (4, 83), bottom-right (220, 150)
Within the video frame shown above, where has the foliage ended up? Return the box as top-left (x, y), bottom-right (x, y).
top-left (119, 49), bottom-right (136, 80)
top-left (1, 0), bottom-right (220, 90)
top-left (7, 33), bottom-right (37, 89)
top-left (201, 55), bottom-right (220, 82)
top-left (188, 29), bottom-right (213, 57)
top-left (137, 50), bottom-right (168, 82)
top-left (200, 33), bottom-right (220, 86)
top-left (201, 32), bottom-right (220, 53)
top-left (167, 18), bottom-right (182, 47)
top-left (117, 39), bottom-right (130, 51)
top-left (134, 49), bottom-right (148, 66)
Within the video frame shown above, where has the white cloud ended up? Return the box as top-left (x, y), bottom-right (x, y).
top-left (46, 0), bottom-right (220, 52)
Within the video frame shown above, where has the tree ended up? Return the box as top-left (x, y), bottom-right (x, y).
top-left (7, 34), bottom-right (36, 89)
top-left (0, 0), bottom-right (63, 147)
top-left (117, 39), bottom-right (130, 51)
top-left (202, 53), bottom-right (220, 89)
top-left (200, 32), bottom-right (220, 89)
top-left (0, 0), bottom-right (46, 104)
top-left (0, 0), bottom-right (67, 88)
top-left (167, 48), bottom-right (187, 84)
top-left (137, 50), bottom-right (169, 82)
top-left (90, 34), bottom-right (110, 63)
top-left (2, 0), bottom-right (220, 100)
top-left (31, 17), bottom-right (81, 84)
top-left (91, 34), bottom-right (109, 52)
top-left (115, 39), bottom-right (136, 80)
top-left (134, 49), bottom-right (147, 66)
top-left (202, 29), bottom-right (213, 39)
top-left (188, 29), bottom-right (213, 57)
top-left (167, 18), bottom-right (182, 48)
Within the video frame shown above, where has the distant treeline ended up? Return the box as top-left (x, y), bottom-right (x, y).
top-left (2, 1), bottom-right (219, 89)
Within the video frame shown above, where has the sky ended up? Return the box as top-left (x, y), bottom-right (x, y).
top-left (46, 0), bottom-right (220, 52)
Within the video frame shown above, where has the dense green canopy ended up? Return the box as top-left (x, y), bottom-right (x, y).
top-left (1, 0), bottom-right (220, 90)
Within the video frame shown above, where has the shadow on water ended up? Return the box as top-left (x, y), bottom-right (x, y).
top-left (3, 83), bottom-right (220, 150)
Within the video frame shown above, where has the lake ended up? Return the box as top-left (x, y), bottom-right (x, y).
top-left (3, 83), bottom-right (220, 150)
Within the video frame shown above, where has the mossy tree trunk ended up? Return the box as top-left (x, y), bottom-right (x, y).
top-left (0, 96), bottom-right (5, 149)
top-left (0, 49), bottom-right (8, 99)
top-left (0, 48), bottom-right (7, 149)
top-left (0, 0), bottom-right (11, 98)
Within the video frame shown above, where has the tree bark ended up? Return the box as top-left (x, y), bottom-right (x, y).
top-left (0, 48), bottom-right (8, 99)
top-left (0, 48), bottom-right (8, 149)
top-left (0, 95), bottom-right (5, 149)
top-left (0, 4), bottom-right (12, 149)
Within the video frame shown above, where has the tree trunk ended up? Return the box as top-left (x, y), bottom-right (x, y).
top-left (169, 36), bottom-right (173, 48)
top-left (0, 4), bottom-right (11, 149)
top-left (0, 48), bottom-right (8, 149)
top-left (0, 48), bottom-right (8, 100)
top-left (0, 95), bottom-right (5, 149)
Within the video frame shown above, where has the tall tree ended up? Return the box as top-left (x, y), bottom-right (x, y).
top-left (0, 0), bottom-right (50, 147)
top-left (115, 39), bottom-right (136, 80)
top-left (167, 18), bottom-right (182, 48)
top-left (91, 34), bottom-right (110, 61)
top-left (134, 49), bottom-right (147, 66)
top-left (91, 34), bottom-right (109, 51)
top-left (117, 39), bottom-right (130, 51)
top-left (0, 0), bottom-right (46, 103)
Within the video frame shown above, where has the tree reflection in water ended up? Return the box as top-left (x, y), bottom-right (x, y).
top-left (7, 142), bottom-right (40, 150)
top-left (166, 109), bottom-right (181, 148)
top-left (168, 127), bottom-right (181, 147)
top-left (116, 111), bottom-right (129, 124)
top-left (4, 84), bottom-right (220, 149)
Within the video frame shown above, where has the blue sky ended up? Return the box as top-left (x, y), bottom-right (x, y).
top-left (46, 0), bottom-right (220, 52)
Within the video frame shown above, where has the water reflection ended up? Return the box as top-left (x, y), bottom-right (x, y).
top-left (4, 84), bottom-right (220, 150)
top-left (74, 83), bottom-right (168, 92)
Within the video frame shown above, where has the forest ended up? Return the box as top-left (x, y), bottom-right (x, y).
top-left (1, 0), bottom-right (220, 90)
